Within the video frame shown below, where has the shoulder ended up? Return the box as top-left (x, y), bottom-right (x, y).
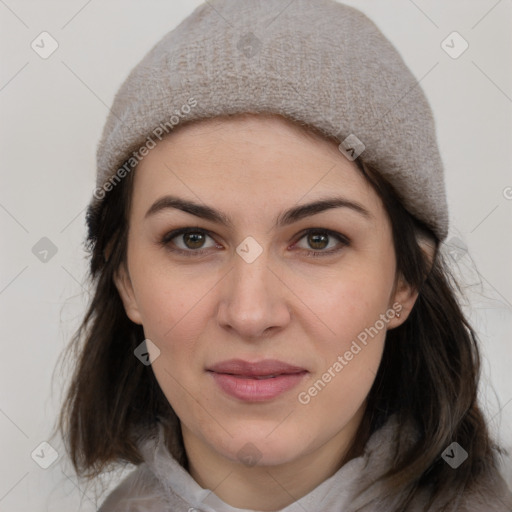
top-left (455, 469), bottom-right (512, 512)
top-left (349, 416), bottom-right (512, 511)
top-left (411, 463), bottom-right (512, 512)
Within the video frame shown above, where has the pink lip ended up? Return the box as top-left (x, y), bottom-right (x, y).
top-left (207, 359), bottom-right (308, 402)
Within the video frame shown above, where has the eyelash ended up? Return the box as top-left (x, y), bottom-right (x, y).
top-left (160, 227), bottom-right (350, 258)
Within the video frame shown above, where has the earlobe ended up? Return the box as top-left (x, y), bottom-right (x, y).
top-left (114, 263), bottom-right (143, 325)
top-left (388, 233), bottom-right (437, 329)
top-left (388, 279), bottom-right (419, 329)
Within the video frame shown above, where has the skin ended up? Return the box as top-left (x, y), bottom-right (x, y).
top-left (114, 113), bottom-right (422, 511)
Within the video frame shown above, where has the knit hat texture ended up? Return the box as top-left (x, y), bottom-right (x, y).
top-left (92, 0), bottom-right (449, 241)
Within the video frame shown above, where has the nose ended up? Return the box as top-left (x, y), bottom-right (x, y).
top-left (216, 248), bottom-right (291, 340)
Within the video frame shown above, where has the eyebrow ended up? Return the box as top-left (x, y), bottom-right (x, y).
top-left (145, 194), bottom-right (372, 227)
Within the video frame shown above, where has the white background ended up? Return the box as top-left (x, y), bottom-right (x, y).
top-left (0, 0), bottom-right (511, 510)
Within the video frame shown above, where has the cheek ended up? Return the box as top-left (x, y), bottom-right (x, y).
top-left (293, 260), bottom-right (394, 408)
top-left (132, 265), bottom-right (215, 412)
top-left (124, 237), bottom-right (224, 420)
top-left (128, 249), bottom-right (221, 364)
top-left (304, 263), bottom-right (395, 350)
top-left (295, 280), bottom-right (389, 424)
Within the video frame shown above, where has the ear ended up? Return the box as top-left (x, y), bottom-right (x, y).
top-left (387, 233), bottom-right (437, 329)
top-left (114, 263), bottom-right (143, 325)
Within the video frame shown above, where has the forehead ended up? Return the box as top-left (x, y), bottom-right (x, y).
top-left (130, 114), bottom-right (385, 223)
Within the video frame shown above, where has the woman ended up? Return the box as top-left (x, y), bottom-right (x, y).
top-left (56, 0), bottom-right (512, 510)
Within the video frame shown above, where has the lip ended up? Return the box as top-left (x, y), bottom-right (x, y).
top-left (207, 359), bottom-right (308, 402)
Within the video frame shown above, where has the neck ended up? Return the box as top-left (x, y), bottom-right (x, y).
top-left (182, 408), bottom-right (366, 511)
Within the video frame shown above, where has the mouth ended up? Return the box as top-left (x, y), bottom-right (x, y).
top-left (206, 359), bottom-right (308, 402)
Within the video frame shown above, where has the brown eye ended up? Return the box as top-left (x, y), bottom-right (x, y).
top-left (182, 231), bottom-right (207, 249)
top-left (294, 229), bottom-right (350, 256)
top-left (161, 228), bottom-right (218, 255)
top-left (307, 232), bottom-right (329, 250)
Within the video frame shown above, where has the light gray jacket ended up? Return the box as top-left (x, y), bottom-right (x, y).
top-left (98, 416), bottom-right (512, 512)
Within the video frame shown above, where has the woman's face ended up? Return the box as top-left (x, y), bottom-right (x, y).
top-left (115, 114), bottom-right (414, 469)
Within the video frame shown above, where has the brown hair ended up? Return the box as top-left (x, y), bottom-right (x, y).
top-left (53, 115), bottom-right (504, 509)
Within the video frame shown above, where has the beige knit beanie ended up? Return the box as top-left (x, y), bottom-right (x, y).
top-left (91, 0), bottom-right (449, 242)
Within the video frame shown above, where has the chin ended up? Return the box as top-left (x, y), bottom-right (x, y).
top-left (212, 428), bottom-right (312, 468)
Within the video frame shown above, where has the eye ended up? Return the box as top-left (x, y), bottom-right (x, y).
top-left (293, 229), bottom-right (350, 257)
top-left (161, 228), bottom-right (219, 256)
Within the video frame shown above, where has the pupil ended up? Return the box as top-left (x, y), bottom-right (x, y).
top-left (309, 233), bottom-right (328, 250)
